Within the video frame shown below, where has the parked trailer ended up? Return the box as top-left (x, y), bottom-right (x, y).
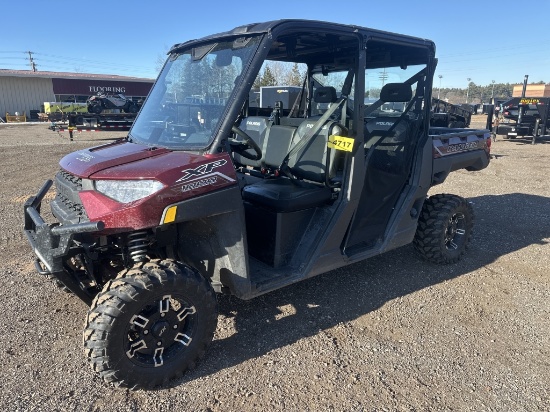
top-left (430, 98), bottom-right (472, 128)
top-left (62, 113), bottom-right (137, 140)
top-left (497, 97), bottom-right (550, 143)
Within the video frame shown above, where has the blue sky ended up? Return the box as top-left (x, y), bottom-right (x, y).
top-left (1, 0), bottom-right (548, 88)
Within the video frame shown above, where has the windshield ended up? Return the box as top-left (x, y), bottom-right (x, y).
top-left (130, 36), bottom-right (261, 150)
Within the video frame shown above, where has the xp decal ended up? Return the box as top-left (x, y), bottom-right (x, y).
top-left (176, 160), bottom-right (228, 183)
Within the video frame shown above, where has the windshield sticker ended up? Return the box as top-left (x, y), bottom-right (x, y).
top-left (328, 135), bottom-right (354, 152)
top-left (176, 159), bottom-right (228, 183)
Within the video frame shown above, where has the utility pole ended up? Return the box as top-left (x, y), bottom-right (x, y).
top-left (27, 51), bottom-right (37, 72)
top-left (518, 75), bottom-right (529, 126)
top-left (438, 75), bottom-right (442, 99)
top-left (491, 80), bottom-right (496, 102)
top-left (379, 68), bottom-right (388, 86)
top-left (466, 78), bottom-right (471, 103)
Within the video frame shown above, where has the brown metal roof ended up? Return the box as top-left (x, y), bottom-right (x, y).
top-left (0, 69), bottom-right (154, 82)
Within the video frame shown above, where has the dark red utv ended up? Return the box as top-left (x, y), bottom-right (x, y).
top-left (24, 19), bottom-right (491, 389)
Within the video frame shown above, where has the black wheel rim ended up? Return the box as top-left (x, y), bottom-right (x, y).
top-left (444, 212), bottom-right (466, 251)
top-left (124, 294), bottom-right (197, 368)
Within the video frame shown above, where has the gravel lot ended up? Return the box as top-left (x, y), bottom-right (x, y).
top-left (0, 118), bottom-right (548, 411)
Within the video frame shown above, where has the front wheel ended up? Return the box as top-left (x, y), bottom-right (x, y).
top-left (83, 260), bottom-right (218, 389)
top-left (413, 194), bottom-right (474, 264)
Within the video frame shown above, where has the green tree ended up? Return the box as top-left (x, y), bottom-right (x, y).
top-left (259, 66), bottom-right (277, 87)
top-left (285, 63), bottom-right (303, 86)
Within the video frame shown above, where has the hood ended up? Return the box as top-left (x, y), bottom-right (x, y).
top-left (59, 140), bottom-right (172, 178)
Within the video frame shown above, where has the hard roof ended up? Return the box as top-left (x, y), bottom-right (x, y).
top-left (170, 19), bottom-right (434, 53)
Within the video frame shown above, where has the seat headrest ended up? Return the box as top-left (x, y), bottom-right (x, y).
top-left (380, 83), bottom-right (412, 103)
top-left (314, 87), bottom-right (338, 103)
top-left (242, 116), bottom-right (268, 132)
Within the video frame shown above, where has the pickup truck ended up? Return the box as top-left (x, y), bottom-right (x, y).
top-left (23, 19), bottom-right (491, 389)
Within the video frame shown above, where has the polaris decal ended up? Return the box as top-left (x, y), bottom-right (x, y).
top-left (176, 160), bottom-right (228, 183)
top-left (75, 152), bottom-right (94, 162)
top-left (306, 123), bottom-right (329, 129)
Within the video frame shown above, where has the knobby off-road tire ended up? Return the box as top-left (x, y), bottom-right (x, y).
top-left (83, 260), bottom-right (218, 389)
top-left (413, 194), bottom-right (474, 264)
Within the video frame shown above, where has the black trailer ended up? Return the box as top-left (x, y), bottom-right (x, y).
top-left (430, 98), bottom-right (472, 128)
top-left (62, 113), bottom-right (137, 140)
top-left (497, 97), bottom-right (550, 143)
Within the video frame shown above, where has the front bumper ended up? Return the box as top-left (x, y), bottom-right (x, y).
top-left (23, 180), bottom-right (104, 304)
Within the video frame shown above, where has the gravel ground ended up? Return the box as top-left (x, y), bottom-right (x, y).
top-left (0, 119), bottom-right (548, 411)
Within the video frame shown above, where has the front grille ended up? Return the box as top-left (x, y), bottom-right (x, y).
top-left (52, 170), bottom-right (88, 223)
top-left (59, 170), bottom-right (82, 190)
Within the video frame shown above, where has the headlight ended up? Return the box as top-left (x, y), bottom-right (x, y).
top-left (95, 180), bottom-right (164, 203)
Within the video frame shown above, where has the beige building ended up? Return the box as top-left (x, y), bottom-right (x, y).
top-left (0, 70), bottom-right (154, 121)
top-left (512, 84), bottom-right (550, 97)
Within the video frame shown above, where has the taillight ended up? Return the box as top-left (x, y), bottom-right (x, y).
top-left (486, 137), bottom-right (491, 154)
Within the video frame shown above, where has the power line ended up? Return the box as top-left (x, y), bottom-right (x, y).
top-left (437, 42), bottom-right (543, 59)
top-left (35, 52), bottom-right (153, 71)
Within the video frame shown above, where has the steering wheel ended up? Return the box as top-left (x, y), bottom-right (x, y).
top-left (228, 125), bottom-right (262, 161)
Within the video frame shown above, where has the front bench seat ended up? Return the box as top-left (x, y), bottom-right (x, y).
top-left (242, 119), bottom-right (345, 212)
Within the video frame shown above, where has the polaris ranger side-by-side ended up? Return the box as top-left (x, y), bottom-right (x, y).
top-left (23, 20), bottom-right (491, 389)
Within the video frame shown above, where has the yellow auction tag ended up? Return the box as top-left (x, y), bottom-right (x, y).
top-left (328, 135), bottom-right (354, 152)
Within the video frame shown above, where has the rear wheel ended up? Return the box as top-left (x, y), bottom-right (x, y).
top-left (126, 103), bottom-right (138, 113)
top-left (413, 194), bottom-right (474, 264)
top-left (83, 260), bottom-right (218, 389)
top-left (89, 104), bottom-right (103, 114)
